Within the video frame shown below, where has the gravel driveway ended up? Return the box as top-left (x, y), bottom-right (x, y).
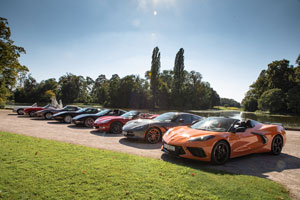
top-left (1, 109), bottom-right (300, 199)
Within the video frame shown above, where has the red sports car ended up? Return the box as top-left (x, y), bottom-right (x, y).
top-left (94, 110), bottom-right (158, 134)
top-left (24, 105), bottom-right (58, 117)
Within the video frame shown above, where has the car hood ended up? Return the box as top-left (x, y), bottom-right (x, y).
top-left (95, 116), bottom-right (123, 123)
top-left (53, 111), bottom-right (76, 117)
top-left (163, 126), bottom-right (222, 143)
top-left (123, 119), bottom-right (157, 129)
top-left (73, 113), bottom-right (99, 120)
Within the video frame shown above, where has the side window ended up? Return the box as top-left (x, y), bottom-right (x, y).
top-left (177, 114), bottom-right (192, 123)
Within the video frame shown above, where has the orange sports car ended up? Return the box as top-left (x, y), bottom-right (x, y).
top-left (162, 117), bottom-right (286, 164)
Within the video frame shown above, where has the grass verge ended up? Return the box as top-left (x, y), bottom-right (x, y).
top-left (0, 131), bottom-right (290, 200)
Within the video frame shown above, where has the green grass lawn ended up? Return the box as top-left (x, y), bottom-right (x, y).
top-left (0, 131), bottom-right (290, 200)
top-left (213, 106), bottom-right (241, 111)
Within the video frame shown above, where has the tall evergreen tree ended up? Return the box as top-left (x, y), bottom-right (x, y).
top-left (150, 47), bottom-right (160, 109)
top-left (172, 48), bottom-right (185, 108)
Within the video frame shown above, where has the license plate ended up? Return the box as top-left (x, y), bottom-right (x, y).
top-left (164, 143), bottom-right (175, 151)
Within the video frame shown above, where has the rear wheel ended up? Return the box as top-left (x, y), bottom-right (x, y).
top-left (63, 115), bottom-right (72, 123)
top-left (17, 109), bottom-right (25, 115)
top-left (84, 118), bottom-right (94, 128)
top-left (211, 141), bottom-right (230, 165)
top-left (145, 127), bottom-right (161, 144)
top-left (29, 111), bottom-right (35, 117)
top-left (110, 122), bottom-right (123, 134)
top-left (44, 112), bottom-right (53, 120)
top-left (271, 135), bottom-right (283, 155)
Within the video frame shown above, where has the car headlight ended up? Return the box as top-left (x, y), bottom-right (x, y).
top-left (97, 119), bottom-right (110, 124)
top-left (187, 135), bottom-right (215, 142)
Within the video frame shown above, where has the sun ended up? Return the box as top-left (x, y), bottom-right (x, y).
top-left (153, 10), bottom-right (157, 16)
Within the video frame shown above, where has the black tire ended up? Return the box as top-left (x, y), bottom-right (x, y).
top-left (84, 118), bottom-right (94, 128)
top-left (63, 115), bottom-right (72, 123)
top-left (271, 135), bottom-right (283, 155)
top-left (110, 122), bottom-right (123, 134)
top-left (17, 109), bottom-right (25, 115)
top-left (29, 111), bottom-right (35, 117)
top-left (44, 112), bottom-right (53, 120)
top-left (145, 127), bottom-right (161, 144)
top-left (211, 140), bottom-right (230, 165)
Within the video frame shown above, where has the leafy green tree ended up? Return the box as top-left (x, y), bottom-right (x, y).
top-left (150, 47), bottom-right (160, 109)
top-left (58, 73), bottom-right (89, 104)
top-left (91, 74), bottom-right (109, 105)
top-left (172, 48), bottom-right (185, 108)
top-left (286, 85), bottom-right (300, 113)
top-left (0, 17), bottom-right (28, 107)
top-left (242, 90), bottom-right (258, 112)
top-left (220, 98), bottom-right (240, 108)
top-left (258, 88), bottom-right (286, 113)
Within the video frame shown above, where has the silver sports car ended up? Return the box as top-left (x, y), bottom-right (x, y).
top-left (122, 112), bottom-right (203, 144)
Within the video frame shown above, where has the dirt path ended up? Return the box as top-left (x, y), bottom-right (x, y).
top-left (1, 109), bottom-right (299, 199)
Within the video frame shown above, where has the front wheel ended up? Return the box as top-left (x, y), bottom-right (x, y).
top-left (63, 115), bottom-right (72, 123)
top-left (44, 112), bottom-right (53, 120)
top-left (145, 127), bottom-right (161, 144)
top-left (110, 122), bottom-right (123, 134)
top-left (271, 135), bottom-right (283, 155)
top-left (84, 118), bottom-right (94, 128)
top-left (17, 109), bottom-right (25, 115)
top-left (211, 141), bottom-right (230, 165)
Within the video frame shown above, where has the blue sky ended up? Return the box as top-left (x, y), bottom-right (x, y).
top-left (1, 0), bottom-right (300, 102)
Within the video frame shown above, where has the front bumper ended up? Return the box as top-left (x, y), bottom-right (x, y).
top-left (122, 129), bottom-right (145, 139)
top-left (72, 119), bottom-right (83, 125)
top-left (161, 140), bottom-right (209, 161)
top-left (94, 123), bottom-right (110, 132)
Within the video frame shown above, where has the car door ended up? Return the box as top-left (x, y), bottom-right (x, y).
top-left (231, 123), bottom-right (265, 156)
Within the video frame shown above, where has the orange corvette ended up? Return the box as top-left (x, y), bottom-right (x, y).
top-left (162, 117), bottom-right (286, 164)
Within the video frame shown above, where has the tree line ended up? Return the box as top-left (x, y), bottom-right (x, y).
top-left (242, 55), bottom-right (300, 114)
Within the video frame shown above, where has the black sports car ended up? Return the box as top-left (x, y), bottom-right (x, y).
top-left (53, 107), bottom-right (100, 123)
top-left (35, 105), bottom-right (81, 119)
top-left (122, 112), bottom-right (203, 144)
top-left (71, 109), bottom-right (126, 128)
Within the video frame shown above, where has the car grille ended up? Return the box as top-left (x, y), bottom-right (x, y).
top-left (162, 142), bottom-right (185, 156)
top-left (186, 147), bottom-right (206, 158)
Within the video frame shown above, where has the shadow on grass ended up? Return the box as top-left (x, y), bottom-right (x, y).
top-left (161, 152), bottom-right (300, 178)
top-left (90, 130), bottom-right (122, 137)
top-left (119, 138), bottom-right (162, 149)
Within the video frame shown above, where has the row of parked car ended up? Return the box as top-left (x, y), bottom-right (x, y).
top-left (12, 103), bottom-right (286, 164)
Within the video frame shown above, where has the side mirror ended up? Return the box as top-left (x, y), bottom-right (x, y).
top-left (178, 118), bottom-right (184, 123)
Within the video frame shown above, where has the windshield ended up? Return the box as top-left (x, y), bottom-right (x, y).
top-left (154, 112), bottom-right (177, 122)
top-left (121, 111), bottom-right (139, 119)
top-left (96, 109), bottom-right (110, 116)
top-left (76, 108), bottom-right (89, 113)
top-left (191, 117), bottom-right (237, 132)
top-left (43, 104), bottom-right (50, 108)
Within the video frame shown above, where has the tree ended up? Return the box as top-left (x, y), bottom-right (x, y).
top-left (286, 85), bottom-right (300, 113)
top-left (172, 48), bottom-right (185, 108)
top-left (258, 88), bottom-right (286, 113)
top-left (150, 47), bottom-right (160, 109)
top-left (0, 17), bottom-right (28, 107)
top-left (220, 98), bottom-right (241, 108)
